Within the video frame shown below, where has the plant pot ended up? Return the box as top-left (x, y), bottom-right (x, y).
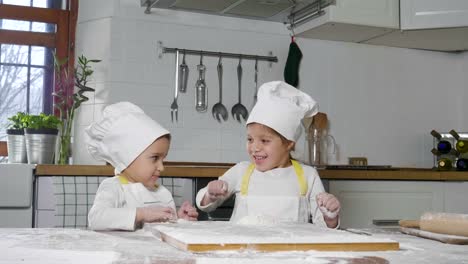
top-left (6, 129), bottom-right (27, 163)
top-left (24, 128), bottom-right (59, 164)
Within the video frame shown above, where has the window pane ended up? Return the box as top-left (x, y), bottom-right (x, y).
top-left (31, 46), bottom-right (46, 66)
top-left (0, 19), bottom-right (55, 33)
top-left (0, 44), bottom-right (28, 65)
top-left (0, 65), bottom-right (28, 132)
top-left (33, 0), bottom-right (47, 8)
top-left (1, 19), bottom-right (30, 31)
top-left (2, 0), bottom-right (32, 6)
top-left (30, 67), bottom-right (44, 114)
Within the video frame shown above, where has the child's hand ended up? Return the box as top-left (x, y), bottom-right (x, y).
top-left (316, 192), bottom-right (340, 220)
top-left (206, 180), bottom-right (228, 202)
top-left (177, 201), bottom-right (199, 221)
top-left (136, 206), bottom-right (176, 224)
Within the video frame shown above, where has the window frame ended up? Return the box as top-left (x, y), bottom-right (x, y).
top-left (0, 1), bottom-right (78, 115)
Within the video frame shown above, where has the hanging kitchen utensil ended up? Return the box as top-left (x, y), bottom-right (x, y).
top-left (231, 57), bottom-right (249, 122)
top-left (170, 49), bottom-right (180, 122)
top-left (179, 50), bottom-right (189, 93)
top-left (211, 55), bottom-right (228, 122)
top-left (252, 58), bottom-right (258, 108)
top-left (284, 36), bottom-right (302, 88)
top-left (195, 53), bottom-right (207, 113)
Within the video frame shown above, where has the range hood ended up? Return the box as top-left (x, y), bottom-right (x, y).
top-left (140, 0), bottom-right (325, 23)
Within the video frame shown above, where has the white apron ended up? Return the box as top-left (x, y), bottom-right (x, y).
top-left (230, 160), bottom-right (310, 223)
top-left (118, 176), bottom-right (175, 210)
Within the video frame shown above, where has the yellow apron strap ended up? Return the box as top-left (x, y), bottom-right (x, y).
top-left (118, 175), bottom-right (129, 184)
top-left (291, 160), bottom-right (307, 196)
top-left (240, 160), bottom-right (307, 196)
top-left (240, 164), bottom-right (255, 196)
top-left (118, 175), bottom-right (159, 188)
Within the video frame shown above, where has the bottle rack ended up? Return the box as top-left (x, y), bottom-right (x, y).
top-left (432, 131), bottom-right (468, 170)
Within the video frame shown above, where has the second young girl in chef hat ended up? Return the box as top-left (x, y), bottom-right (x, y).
top-left (196, 81), bottom-right (340, 228)
top-left (86, 102), bottom-right (198, 231)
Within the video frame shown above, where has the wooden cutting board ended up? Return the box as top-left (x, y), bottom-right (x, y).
top-left (147, 221), bottom-right (399, 252)
top-left (399, 227), bottom-right (468, 245)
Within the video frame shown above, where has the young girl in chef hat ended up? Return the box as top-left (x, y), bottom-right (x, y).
top-left (196, 81), bottom-right (340, 228)
top-left (86, 102), bottom-right (198, 231)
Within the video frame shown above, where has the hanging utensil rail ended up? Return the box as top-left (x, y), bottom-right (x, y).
top-left (162, 47), bottom-right (278, 63)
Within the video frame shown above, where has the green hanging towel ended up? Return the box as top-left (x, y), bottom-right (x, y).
top-left (283, 38), bottom-right (302, 88)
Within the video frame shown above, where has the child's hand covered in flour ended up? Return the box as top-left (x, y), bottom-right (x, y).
top-left (136, 206), bottom-right (175, 224)
top-left (316, 192), bottom-right (340, 220)
top-left (204, 180), bottom-right (228, 203)
top-left (177, 201), bottom-right (199, 221)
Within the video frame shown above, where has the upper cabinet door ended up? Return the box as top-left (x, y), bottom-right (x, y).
top-left (401, 0), bottom-right (468, 30)
top-left (295, 0), bottom-right (399, 43)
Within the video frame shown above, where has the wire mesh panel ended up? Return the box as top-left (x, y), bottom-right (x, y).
top-left (52, 176), bottom-right (192, 228)
top-left (53, 176), bottom-right (108, 228)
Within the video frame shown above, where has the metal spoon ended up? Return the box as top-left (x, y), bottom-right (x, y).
top-left (231, 57), bottom-right (249, 122)
top-left (211, 55), bottom-right (228, 122)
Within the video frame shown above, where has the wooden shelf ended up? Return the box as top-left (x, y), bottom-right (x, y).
top-left (34, 163), bottom-right (468, 180)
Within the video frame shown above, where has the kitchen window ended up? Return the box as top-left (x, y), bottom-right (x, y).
top-left (0, 0), bottom-right (77, 148)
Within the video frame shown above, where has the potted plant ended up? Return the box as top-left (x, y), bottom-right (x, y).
top-left (6, 112), bottom-right (29, 163)
top-left (23, 113), bottom-right (61, 164)
top-left (53, 54), bottom-right (100, 164)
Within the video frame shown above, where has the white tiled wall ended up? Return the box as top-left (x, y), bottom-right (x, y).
top-left (72, 1), bottom-right (468, 169)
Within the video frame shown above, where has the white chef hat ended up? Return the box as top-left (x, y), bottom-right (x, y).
top-left (247, 81), bottom-right (318, 142)
top-left (85, 102), bottom-right (170, 174)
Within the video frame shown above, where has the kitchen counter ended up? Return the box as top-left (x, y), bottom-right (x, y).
top-left (1, 226), bottom-right (467, 263)
top-left (34, 163), bottom-right (468, 181)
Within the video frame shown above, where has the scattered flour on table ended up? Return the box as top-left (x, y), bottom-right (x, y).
top-left (235, 215), bottom-right (279, 226)
top-left (3, 247), bottom-right (119, 264)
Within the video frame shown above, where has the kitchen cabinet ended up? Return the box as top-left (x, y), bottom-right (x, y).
top-left (295, 0), bottom-right (399, 42)
top-left (329, 180), bottom-right (445, 228)
top-left (443, 181), bottom-right (468, 213)
top-left (329, 180), bottom-right (468, 228)
top-left (400, 0), bottom-right (468, 30)
top-left (367, 0), bottom-right (468, 51)
top-left (0, 164), bottom-right (35, 227)
top-left (295, 0), bottom-right (468, 51)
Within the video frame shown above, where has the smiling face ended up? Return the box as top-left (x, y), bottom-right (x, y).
top-left (121, 135), bottom-right (170, 190)
top-left (246, 123), bottom-right (295, 172)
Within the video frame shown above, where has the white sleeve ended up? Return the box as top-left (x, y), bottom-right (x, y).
top-left (304, 166), bottom-right (328, 227)
top-left (88, 179), bottom-right (137, 231)
top-left (196, 162), bottom-right (246, 212)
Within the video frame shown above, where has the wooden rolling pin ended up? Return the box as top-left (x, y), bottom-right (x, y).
top-left (399, 212), bottom-right (468, 237)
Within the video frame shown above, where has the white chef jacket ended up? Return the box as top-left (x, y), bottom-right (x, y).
top-left (88, 176), bottom-right (176, 231)
top-left (196, 161), bottom-right (328, 227)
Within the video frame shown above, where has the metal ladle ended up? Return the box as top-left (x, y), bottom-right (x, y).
top-left (231, 57), bottom-right (249, 122)
top-left (212, 55), bottom-right (228, 122)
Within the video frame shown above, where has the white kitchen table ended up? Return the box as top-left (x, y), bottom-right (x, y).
top-left (0, 227), bottom-right (467, 264)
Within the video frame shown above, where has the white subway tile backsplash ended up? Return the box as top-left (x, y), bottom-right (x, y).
top-left (74, 104), bottom-right (95, 127)
top-left (170, 128), bottom-right (221, 150)
top-left (221, 129), bottom-right (246, 151)
top-left (74, 1), bottom-right (468, 169)
top-left (166, 149), bottom-right (222, 162)
top-left (221, 150), bottom-right (249, 164)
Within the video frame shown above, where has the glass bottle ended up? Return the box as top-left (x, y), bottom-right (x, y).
top-left (431, 130), bottom-right (452, 154)
top-left (449, 129), bottom-right (468, 154)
